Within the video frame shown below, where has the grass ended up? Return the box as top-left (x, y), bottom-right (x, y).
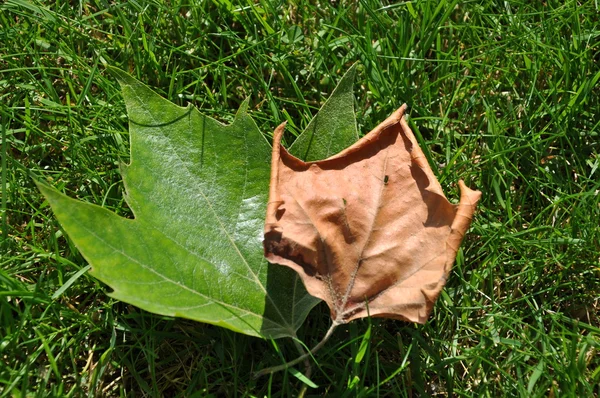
top-left (1, 0), bottom-right (599, 396)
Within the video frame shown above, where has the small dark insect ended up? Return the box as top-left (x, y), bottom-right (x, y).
top-left (383, 175), bottom-right (389, 185)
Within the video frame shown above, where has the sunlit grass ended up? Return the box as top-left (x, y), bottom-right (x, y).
top-left (1, 0), bottom-right (599, 396)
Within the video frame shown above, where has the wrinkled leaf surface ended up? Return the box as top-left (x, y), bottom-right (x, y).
top-left (264, 105), bottom-right (481, 324)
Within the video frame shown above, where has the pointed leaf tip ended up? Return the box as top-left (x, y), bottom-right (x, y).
top-left (106, 66), bottom-right (138, 87)
top-left (289, 63), bottom-right (360, 161)
top-left (236, 97), bottom-right (251, 118)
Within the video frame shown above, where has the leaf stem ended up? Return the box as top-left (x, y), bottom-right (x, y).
top-left (255, 321), bottom-right (339, 378)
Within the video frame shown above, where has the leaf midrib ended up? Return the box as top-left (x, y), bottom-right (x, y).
top-left (335, 147), bottom-right (391, 319)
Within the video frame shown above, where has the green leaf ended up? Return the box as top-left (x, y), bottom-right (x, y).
top-left (37, 65), bottom-right (362, 339)
top-left (289, 63), bottom-right (359, 161)
top-left (36, 68), bottom-right (320, 339)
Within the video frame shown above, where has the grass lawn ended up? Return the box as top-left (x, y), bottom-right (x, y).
top-left (1, 0), bottom-right (599, 396)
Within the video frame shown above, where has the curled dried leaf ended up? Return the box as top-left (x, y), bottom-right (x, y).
top-left (264, 105), bottom-right (481, 324)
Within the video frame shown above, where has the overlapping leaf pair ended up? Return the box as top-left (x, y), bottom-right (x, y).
top-left (37, 65), bottom-right (480, 341)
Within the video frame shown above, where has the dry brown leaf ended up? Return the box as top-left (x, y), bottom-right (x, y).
top-left (264, 105), bottom-right (481, 325)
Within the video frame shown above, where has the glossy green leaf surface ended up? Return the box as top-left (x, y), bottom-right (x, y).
top-left (38, 68), bottom-right (323, 339)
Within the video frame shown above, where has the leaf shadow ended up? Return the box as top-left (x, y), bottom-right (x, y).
top-left (128, 107), bottom-right (193, 128)
top-left (261, 261), bottom-right (320, 339)
top-left (410, 164), bottom-right (456, 228)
